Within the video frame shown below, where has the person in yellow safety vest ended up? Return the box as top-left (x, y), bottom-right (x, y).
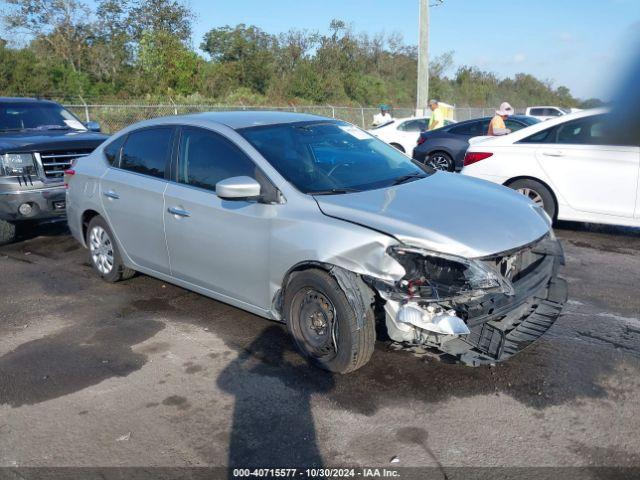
top-left (488, 102), bottom-right (514, 136)
top-left (427, 99), bottom-right (444, 130)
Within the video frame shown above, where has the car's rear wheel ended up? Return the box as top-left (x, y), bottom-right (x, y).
top-left (86, 216), bottom-right (135, 282)
top-left (284, 269), bottom-right (375, 373)
top-left (426, 151), bottom-right (454, 172)
top-left (390, 143), bottom-right (405, 153)
top-left (507, 179), bottom-right (557, 221)
top-left (0, 219), bottom-right (16, 246)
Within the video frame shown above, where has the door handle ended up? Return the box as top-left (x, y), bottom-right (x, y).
top-left (103, 190), bottom-right (120, 199)
top-left (542, 150), bottom-right (564, 157)
top-left (168, 206), bottom-right (191, 218)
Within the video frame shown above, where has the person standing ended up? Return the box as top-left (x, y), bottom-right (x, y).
top-left (488, 102), bottom-right (514, 136)
top-left (427, 99), bottom-right (444, 130)
top-left (372, 105), bottom-right (392, 126)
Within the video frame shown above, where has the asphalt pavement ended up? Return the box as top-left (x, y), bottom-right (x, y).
top-left (0, 221), bottom-right (639, 471)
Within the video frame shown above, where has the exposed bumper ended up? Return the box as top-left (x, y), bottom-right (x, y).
top-left (381, 234), bottom-right (567, 366)
top-left (440, 273), bottom-right (567, 366)
top-left (0, 186), bottom-right (67, 222)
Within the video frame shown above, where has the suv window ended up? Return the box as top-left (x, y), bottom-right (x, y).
top-left (103, 136), bottom-right (126, 166)
top-left (178, 128), bottom-right (256, 192)
top-left (398, 119), bottom-right (427, 132)
top-left (450, 119), bottom-right (489, 136)
top-left (120, 127), bottom-right (173, 178)
top-left (546, 108), bottom-right (563, 117)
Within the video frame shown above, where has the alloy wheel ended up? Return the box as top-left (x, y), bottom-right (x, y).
top-left (427, 154), bottom-right (450, 171)
top-left (89, 226), bottom-right (114, 275)
top-left (517, 187), bottom-right (545, 208)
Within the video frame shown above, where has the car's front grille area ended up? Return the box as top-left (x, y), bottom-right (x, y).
top-left (38, 150), bottom-right (93, 179)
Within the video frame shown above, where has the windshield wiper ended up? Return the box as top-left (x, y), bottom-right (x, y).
top-left (310, 187), bottom-right (362, 195)
top-left (391, 172), bottom-right (427, 185)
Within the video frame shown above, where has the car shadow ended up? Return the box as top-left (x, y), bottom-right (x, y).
top-left (217, 325), bottom-right (334, 469)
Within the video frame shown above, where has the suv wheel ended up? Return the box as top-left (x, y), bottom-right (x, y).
top-left (0, 219), bottom-right (16, 246)
top-left (86, 216), bottom-right (135, 282)
top-left (284, 269), bottom-right (375, 373)
top-left (426, 151), bottom-right (454, 172)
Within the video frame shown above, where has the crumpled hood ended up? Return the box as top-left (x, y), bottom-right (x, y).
top-left (314, 172), bottom-right (551, 258)
top-left (0, 130), bottom-right (108, 153)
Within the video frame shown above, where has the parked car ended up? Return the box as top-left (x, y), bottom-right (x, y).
top-left (462, 109), bottom-right (640, 227)
top-left (525, 106), bottom-right (571, 121)
top-left (412, 115), bottom-right (540, 171)
top-left (0, 97), bottom-right (107, 244)
top-left (67, 111), bottom-right (566, 373)
top-left (368, 116), bottom-right (455, 154)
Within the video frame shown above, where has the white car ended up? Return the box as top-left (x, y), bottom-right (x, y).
top-left (461, 109), bottom-right (640, 227)
top-left (368, 116), bottom-right (455, 154)
top-left (525, 106), bottom-right (571, 121)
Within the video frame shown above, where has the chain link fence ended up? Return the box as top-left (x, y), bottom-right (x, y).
top-left (63, 103), bottom-right (523, 134)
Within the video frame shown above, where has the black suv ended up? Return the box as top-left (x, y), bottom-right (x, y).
top-left (0, 98), bottom-right (108, 244)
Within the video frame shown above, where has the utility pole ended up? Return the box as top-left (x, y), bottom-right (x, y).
top-left (416, 0), bottom-right (429, 117)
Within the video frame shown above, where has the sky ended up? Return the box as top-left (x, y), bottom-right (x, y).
top-left (182, 0), bottom-right (640, 100)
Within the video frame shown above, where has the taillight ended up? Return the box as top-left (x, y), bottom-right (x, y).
top-left (417, 136), bottom-right (426, 145)
top-left (463, 151), bottom-right (493, 166)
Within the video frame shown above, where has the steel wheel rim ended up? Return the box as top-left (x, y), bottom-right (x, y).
top-left (89, 226), bottom-right (114, 275)
top-left (296, 288), bottom-right (338, 358)
top-left (427, 154), bottom-right (450, 171)
top-left (517, 187), bottom-right (544, 208)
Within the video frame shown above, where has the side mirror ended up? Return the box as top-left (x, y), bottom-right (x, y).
top-left (85, 121), bottom-right (101, 132)
top-left (216, 176), bottom-right (261, 200)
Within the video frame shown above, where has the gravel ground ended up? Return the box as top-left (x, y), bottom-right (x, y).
top-left (0, 221), bottom-right (639, 472)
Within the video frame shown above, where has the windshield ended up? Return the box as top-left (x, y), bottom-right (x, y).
top-left (0, 102), bottom-right (87, 132)
top-left (239, 121), bottom-right (430, 194)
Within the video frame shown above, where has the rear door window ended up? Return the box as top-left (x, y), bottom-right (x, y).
top-left (398, 119), bottom-right (427, 132)
top-left (450, 120), bottom-right (487, 136)
top-left (120, 127), bottom-right (174, 179)
top-left (178, 127), bottom-right (257, 192)
top-left (505, 119), bottom-right (528, 132)
top-left (555, 115), bottom-right (610, 145)
top-left (103, 136), bottom-right (126, 166)
top-left (519, 126), bottom-right (556, 144)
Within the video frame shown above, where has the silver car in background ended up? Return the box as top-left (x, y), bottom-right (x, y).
top-left (66, 112), bottom-right (566, 373)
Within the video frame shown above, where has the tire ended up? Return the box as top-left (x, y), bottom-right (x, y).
top-left (0, 219), bottom-right (16, 246)
top-left (426, 151), bottom-right (454, 172)
top-left (284, 269), bottom-right (375, 374)
top-left (507, 179), bottom-right (557, 221)
top-left (86, 216), bottom-right (135, 282)
top-left (390, 143), bottom-right (406, 153)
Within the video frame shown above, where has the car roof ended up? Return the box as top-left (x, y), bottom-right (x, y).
top-left (446, 114), bottom-right (535, 127)
top-left (174, 111), bottom-right (331, 130)
top-left (0, 97), bottom-right (59, 105)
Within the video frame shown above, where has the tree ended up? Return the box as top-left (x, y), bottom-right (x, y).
top-left (1, 0), bottom-right (92, 73)
top-left (127, 0), bottom-right (194, 44)
top-left (201, 24), bottom-right (276, 94)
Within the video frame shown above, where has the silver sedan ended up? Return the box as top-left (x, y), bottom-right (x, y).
top-left (66, 112), bottom-right (566, 373)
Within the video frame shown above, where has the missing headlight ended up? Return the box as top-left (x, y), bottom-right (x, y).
top-left (387, 246), bottom-right (515, 301)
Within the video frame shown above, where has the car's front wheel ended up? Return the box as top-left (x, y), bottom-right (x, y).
top-left (507, 179), bottom-right (557, 221)
top-left (284, 269), bottom-right (375, 373)
top-left (0, 219), bottom-right (16, 246)
top-left (426, 151), bottom-right (454, 172)
top-left (86, 216), bottom-right (136, 282)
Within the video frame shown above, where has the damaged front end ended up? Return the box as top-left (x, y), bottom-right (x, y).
top-left (375, 233), bottom-right (567, 366)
